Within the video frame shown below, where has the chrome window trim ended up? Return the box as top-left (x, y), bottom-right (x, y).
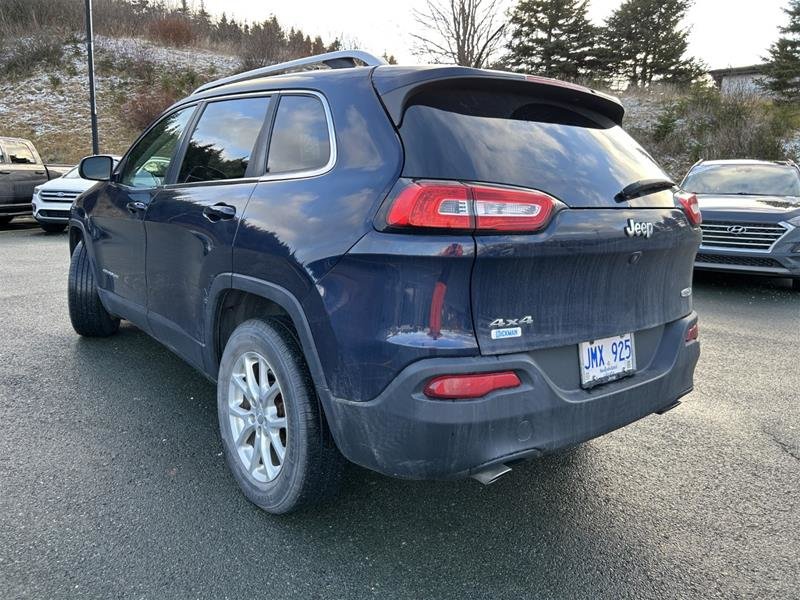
top-left (163, 177), bottom-right (261, 190)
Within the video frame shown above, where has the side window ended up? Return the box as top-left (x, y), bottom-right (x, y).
top-left (6, 141), bottom-right (35, 164)
top-left (267, 95), bottom-right (331, 175)
top-left (120, 108), bottom-right (194, 188)
top-left (177, 96), bottom-right (271, 184)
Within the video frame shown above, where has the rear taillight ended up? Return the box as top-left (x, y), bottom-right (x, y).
top-left (676, 191), bottom-right (702, 226)
top-left (386, 182), bottom-right (471, 229)
top-left (423, 371), bottom-right (521, 399)
top-left (384, 180), bottom-right (558, 233)
top-left (472, 185), bottom-right (555, 231)
top-left (685, 322), bottom-right (699, 342)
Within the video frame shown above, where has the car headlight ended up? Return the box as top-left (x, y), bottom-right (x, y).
top-left (33, 186), bottom-right (41, 197)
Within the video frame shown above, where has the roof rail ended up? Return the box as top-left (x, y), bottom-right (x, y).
top-left (192, 50), bottom-right (387, 95)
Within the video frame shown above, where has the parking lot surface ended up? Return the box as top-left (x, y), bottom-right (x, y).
top-left (1, 218), bottom-right (798, 599)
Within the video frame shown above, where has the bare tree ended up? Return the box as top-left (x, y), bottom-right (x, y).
top-left (412, 0), bottom-right (506, 68)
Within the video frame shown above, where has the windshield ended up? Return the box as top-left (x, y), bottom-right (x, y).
top-left (683, 164), bottom-right (800, 196)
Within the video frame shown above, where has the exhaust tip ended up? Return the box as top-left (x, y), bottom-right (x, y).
top-left (471, 463), bottom-right (512, 485)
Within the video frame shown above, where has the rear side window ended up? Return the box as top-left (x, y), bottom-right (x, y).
top-left (178, 96), bottom-right (271, 183)
top-left (399, 89), bottom-right (669, 207)
top-left (5, 141), bottom-right (35, 164)
top-left (267, 95), bottom-right (331, 175)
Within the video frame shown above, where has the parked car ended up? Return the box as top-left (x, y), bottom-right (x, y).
top-left (0, 137), bottom-right (72, 225)
top-left (68, 51), bottom-right (701, 513)
top-left (682, 159), bottom-right (800, 289)
top-left (32, 158), bottom-right (121, 233)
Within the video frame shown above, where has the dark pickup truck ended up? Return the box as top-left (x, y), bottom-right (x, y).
top-left (0, 137), bottom-right (72, 224)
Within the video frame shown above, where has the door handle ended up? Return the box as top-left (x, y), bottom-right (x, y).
top-left (35, 170), bottom-right (45, 175)
top-left (126, 201), bottom-right (147, 214)
top-left (0, 170), bottom-right (10, 175)
top-left (203, 203), bottom-right (236, 222)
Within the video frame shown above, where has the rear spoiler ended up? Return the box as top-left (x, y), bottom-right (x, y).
top-left (371, 66), bottom-right (625, 127)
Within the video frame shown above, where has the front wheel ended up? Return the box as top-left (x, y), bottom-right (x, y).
top-left (40, 222), bottom-right (66, 233)
top-left (68, 241), bottom-right (120, 337)
top-left (217, 318), bottom-right (344, 514)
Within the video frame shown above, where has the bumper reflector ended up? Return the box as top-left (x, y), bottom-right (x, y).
top-left (685, 322), bottom-right (699, 342)
top-left (424, 371), bottom-right (521, 399)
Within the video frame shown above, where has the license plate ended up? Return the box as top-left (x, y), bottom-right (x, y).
top-left (578, 333), bottom-right (636, 389)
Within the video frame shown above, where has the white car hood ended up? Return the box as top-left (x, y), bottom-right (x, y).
top-left (38, 176), bottom-right (99, 194)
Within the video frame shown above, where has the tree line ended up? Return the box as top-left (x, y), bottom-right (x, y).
top-left (0, 0), bottom-right (347, 70)
top-left (413, 0), bottom-right (800, 102)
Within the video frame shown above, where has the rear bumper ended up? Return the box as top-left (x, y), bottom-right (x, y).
top-left (325, 313), bottom-right (700, 479)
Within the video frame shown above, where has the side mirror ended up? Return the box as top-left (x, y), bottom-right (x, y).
top-left (79, 155), bottom-right (114, 181)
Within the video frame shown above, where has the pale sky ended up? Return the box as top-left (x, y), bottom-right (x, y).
top-left (199, 0), bottom-right (787, 70)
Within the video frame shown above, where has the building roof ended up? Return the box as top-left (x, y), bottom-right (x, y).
top-left (708, 63), bottom-right (769, 85)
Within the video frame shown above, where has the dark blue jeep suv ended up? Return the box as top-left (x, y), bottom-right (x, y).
top-left (69, 51), bottom-right (701, 513)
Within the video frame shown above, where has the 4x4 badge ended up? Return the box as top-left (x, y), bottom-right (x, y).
top-left (624, 219), bottom-right (654, 238)
top-left (489, 316), bottom-right (534, 328)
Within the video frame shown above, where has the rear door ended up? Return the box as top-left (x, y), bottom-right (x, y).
top-left (394, 84), bottom-right (700, 356)
top-left (144, 94), bottom-right (272, 368)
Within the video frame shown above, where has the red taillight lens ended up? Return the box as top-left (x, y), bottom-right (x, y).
top-left (685, 322), bottom-right (699, 342)
top-left (423, 371), bottom-right (521, 399)
top-left (384, 181), bottom-right (558, 233)
top-left (386, 182), bottom-right (472, 229)
top-left (676, 191), bottom-right (702, 226)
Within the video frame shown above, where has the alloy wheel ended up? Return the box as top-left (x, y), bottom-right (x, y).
top-left (227, 351), bottom-right (288, 483)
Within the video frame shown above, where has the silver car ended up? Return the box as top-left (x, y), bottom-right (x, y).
top-left (681, 159), bottom-right (800, 290)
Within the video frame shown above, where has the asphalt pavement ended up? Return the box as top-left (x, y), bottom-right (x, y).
top-left (1, 218), bottom-right (798, 599)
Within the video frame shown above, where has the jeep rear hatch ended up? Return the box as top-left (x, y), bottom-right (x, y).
top-left (375, 72), bottom-right (700, 357)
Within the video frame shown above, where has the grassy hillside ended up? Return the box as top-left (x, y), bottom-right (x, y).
top-left (0, 34), bottom-right (237, 163)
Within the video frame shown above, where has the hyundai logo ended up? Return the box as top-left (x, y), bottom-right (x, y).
top-left (727, 225), bottom-right (747, 235)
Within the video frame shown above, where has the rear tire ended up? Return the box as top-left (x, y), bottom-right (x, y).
top-left (68, 241), bottom-right (120, 337)
top-left (217, 318), bottom-right (344, 514)
top-left (40, 222), bottom-right (66, 233)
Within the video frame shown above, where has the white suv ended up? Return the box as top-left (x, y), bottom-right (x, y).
top-left (32, 158), bottom-right (120, 233)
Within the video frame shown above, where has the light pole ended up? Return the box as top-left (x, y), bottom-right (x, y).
top-left (85, 0), bottom-right (99, 155)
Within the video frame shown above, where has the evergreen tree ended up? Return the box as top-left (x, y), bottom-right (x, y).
top-left (311, 36), bottom-right (326, 55)
top-left (602, 0), bottom-right (703, 87)
top-left (764, 0), bottom-right (800, 102)
top-left (506, 0), bottom-right (598, 79)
